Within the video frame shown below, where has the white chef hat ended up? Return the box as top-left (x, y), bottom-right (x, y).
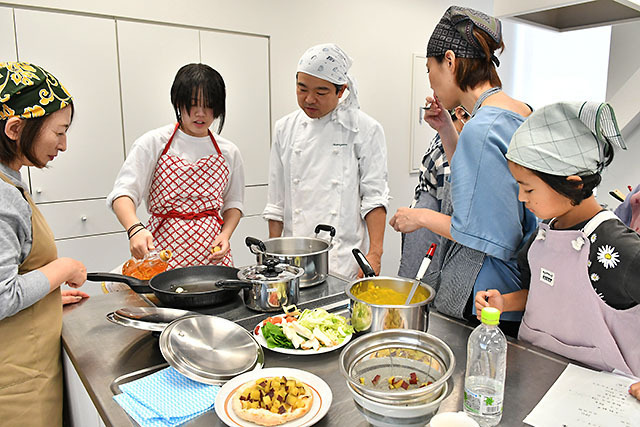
top-left (297, 43), bottom-right (360, 131)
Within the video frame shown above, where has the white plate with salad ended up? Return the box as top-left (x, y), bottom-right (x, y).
top-left (253, 308), bottom-right (354, 355)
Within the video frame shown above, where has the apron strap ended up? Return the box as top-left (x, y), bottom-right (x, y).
top-left (160, 124), bottom-right (222, 156)
top-left (152, 208), bottom-right (224, 234)
top-left (208, 130), bottom-right (222, 156)
top-left (161, 123), bottom-right (181, 156)
top-left (471, 86), bottom-right (502, 117)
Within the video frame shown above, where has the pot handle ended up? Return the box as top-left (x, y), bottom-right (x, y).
top-left (314, 224), bottom-right (336, 245)
top-left (86, 272), bottom-right (152, 293)
top-left (352, 248), bottom-right (377, 278)
top-left (215, 279), bottom-right (255, 290)
top-left (245, 236), bottom-right (267, 255)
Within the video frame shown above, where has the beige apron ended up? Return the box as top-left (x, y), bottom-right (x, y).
top-left (0, 172), bottom-right (63, 427)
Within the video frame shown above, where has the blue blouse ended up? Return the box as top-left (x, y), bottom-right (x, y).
top-left (450, 106), bottom-right (538, 321)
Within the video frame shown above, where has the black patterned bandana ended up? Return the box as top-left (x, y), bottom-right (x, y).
top-left (0, 62), bottom-right (72, 120)
top-left (427, 6), bottom-right (502, 66)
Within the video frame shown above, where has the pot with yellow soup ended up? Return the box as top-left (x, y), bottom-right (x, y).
top-left (347, 249), bottom-right (436, 333)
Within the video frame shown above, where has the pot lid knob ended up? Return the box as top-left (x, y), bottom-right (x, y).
top-left (262, 258), bottom-right (280, 277)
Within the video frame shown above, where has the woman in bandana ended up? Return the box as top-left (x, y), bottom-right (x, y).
top-left (108, 64), bottom-right (245, 269)
top-left (475, 101), bottom-right (640, 379)
top-left (0, 62), bottom-right (87, 426)
top-left (390, 6), bottom-right (538, 336)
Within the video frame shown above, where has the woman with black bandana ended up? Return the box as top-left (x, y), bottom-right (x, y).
top-left (0, 62), bottom-right (87, 426)
top-left (390, 6), bottom-right (538, 336)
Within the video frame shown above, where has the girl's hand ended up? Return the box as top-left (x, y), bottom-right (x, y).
top-left (129, 229), bottom-right (154, 259)
top-left (61, 289), bottom-right (90, 305)
top-left (475, 289), bottom-right (505, 320)
top-left (630, 382), bottom-right (640, 401)
top-left (62, 258), bottom-right (87, 288)
top-left (389, 207), bottom-right (424, 233)
top-left (208, 234), bottom-right (230, 263)
top-left (423, 94), bottom-right (454, 133)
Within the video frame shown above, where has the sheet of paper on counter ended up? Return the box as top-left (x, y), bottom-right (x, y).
top-left (524, 363), bottom-right (640, 426)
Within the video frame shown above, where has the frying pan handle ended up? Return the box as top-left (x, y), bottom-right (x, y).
top-left (245, 237), bottom-right (267, 255)
top-left (314, 224), bottom-right (336, 245)
top-left (352, 248), bottom-right (377, 278)
top-left (215, 279), bottom-right (254, 290)
top-left (86, 272), bottom-right (152, 294)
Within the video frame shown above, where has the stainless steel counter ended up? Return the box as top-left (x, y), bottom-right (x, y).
top-left (62, 276), bottom-right (571, 426)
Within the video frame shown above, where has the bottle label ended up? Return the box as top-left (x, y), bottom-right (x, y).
top-left (463, 388), bottom-right (503, 416)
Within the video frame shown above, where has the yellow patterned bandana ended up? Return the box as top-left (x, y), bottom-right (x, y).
top-left (0, 62), bottom-right (72, 120)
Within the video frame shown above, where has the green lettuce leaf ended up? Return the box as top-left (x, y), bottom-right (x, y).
top-left (261, 321), bottom-right (294, 349)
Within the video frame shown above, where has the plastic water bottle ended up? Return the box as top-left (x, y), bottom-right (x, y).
top-left (463, 307), bottom-right (507, 426)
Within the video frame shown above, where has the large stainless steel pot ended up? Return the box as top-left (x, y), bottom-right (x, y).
top-left (216, 258), bottom-right (304, 312)
top-left (347, 249), bottom-right (436, 333)
top-left (245, 224), bottom-right (335, 288)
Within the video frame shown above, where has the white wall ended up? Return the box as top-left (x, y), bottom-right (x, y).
top-left (602, 20), bottom-right (640, 201)
top-left (499, 17), bottom-right (640, 209)
top-left (499, 20), bottom-right (611, 109)
top-left (3, 0), bottom-right (492, 276)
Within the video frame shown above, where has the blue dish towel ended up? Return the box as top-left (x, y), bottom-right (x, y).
top-left (113, 367), bottom-right (220, 427)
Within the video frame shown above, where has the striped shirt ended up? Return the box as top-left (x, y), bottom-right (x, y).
top-left (411, 134), bottom-right (450, 208)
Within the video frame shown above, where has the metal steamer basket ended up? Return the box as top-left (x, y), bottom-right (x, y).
top-left (339, 329), bottom-right (455, 426)
top-left (245, 224), bottom-right (335, 288)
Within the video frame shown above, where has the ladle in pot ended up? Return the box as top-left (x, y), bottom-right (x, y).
top-left (405, 243), bottom-right (437, 305)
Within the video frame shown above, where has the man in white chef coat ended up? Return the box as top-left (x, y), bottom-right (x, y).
top-left (262, 43), bottom-right (390, 279)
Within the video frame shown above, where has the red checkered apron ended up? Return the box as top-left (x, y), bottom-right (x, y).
top-left (146, 123), bottom-right (233, 268)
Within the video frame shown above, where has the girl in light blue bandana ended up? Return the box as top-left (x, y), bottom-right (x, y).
top-left (476, 101), bottom-right (640, 380)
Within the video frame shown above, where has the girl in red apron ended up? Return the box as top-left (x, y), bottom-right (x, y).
top-left (475, 101), bottom-right (640, 382)
top-left (109, 64), bottom-right (244, 268)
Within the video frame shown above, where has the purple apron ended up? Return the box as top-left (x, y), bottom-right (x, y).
top-left (519, 210), bottom-right (640, 376)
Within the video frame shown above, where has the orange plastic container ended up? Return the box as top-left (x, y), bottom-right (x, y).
top-left (122, 249), bottom-right (172, 280)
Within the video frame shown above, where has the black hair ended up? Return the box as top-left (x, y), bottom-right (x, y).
top-left (531, 144), bottom-right (615, 206)
top-left (170, 63), bottom-right (226, 134)
top-left (0, 103), bottom-right (75, 168)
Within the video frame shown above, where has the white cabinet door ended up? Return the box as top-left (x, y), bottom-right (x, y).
top-left (14, 9), bottom-right (124, 203)
top-left (38, 199), bottom-right (122, 240)
top-left (62, 350), bottom-right (103, 427)
top-left (200, 31), bottom-right (270, 186)
top-left (0, 7), bottom-right (16, 61)
top-left (117, 20), bottom-right (200, 154)
top-left (56, 233), bottom-right (129, 274)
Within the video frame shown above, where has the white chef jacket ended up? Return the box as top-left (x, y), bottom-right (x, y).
top-left (107, 124), bottom-right (245, 214)
top-left (262, 110), bottom-right (390, 279)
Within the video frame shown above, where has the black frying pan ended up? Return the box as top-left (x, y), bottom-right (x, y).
top-left (86, 265), bottom-right (240, 309)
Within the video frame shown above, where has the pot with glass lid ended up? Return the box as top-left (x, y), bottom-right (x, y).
top-left (215, 258), bottom-right (304, 312)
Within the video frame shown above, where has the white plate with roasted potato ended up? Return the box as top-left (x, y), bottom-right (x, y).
top-left (215, 367), bottom-right (332, 427)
